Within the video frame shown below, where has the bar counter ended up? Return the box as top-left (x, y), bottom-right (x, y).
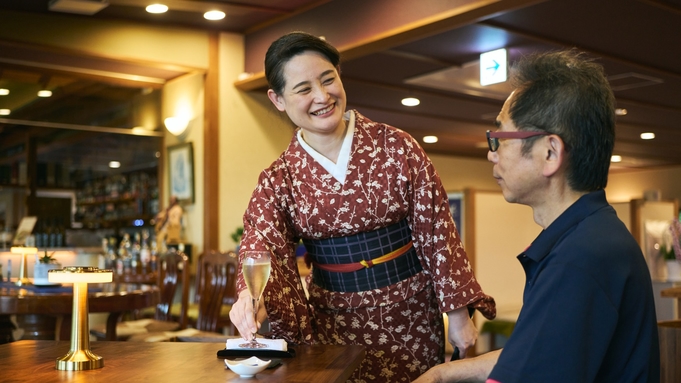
top-left (1, 340), bottom-right (365, 382)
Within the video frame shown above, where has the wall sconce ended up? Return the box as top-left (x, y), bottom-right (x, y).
top-left (48, 267), bottom-right (113, 371)
top-left (164, 116), bottom-right (190, 136)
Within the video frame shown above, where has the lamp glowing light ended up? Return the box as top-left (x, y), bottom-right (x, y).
top-left (401, 97), bottom-right (420, 107)
top-left (108, 161), bottom-right (121, 169)
top-left (423, 136), bottom-right (438, 144)
top-left (146, 4), bottom-right (168, 13)
top-left (204, 10), bottom-right (225, 20)
top-left (48, 267), bottom-right (113, 370)
top-left (37, 90), bottom-right (53, 97)
top-left (0, 109), bottom-right (10, 116)
top-left (164, 116), bottom-right (189, 136)
top-left (10, 246), bottom-right (38, 286)
top-left (640, 132), bottom-right (655, 140)
top-left (611, 155), bottom-right (622, 163)
top-left (0, 88), bottom-right (9, 96)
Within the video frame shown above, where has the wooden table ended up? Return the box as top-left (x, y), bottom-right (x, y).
top-left (661, 286), bottom-right (681, 318)
top-left (0, 282), bottom-right (159, 343)
top-left (0, 340), bottom-right (366, 383)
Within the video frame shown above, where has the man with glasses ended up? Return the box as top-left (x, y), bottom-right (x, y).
top-left (415, 50), bottom-right (660, 383)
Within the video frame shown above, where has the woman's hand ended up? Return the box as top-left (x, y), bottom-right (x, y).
top-left (446, 306), bottom-right (477, 358)
top-left (229, 290), bottom-right (268, 340)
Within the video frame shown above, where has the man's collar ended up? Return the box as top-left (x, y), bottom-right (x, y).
top-left (522, 190), bottom-right (609, 262)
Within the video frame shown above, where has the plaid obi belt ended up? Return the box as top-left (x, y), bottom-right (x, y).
top-left (302, 219), bottom-right (422, 292)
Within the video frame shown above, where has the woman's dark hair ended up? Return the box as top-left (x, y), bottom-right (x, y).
top-left (509, 49), bottom-right (616, 192)
top-left (264, 31), bottom-right (341, 95)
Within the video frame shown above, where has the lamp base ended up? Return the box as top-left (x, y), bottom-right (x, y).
top-left (56, 349), bottom-right (104, 371)
top-left (15, 278), bottom-right (32, 286)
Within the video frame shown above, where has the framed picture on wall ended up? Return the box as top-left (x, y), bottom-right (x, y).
top-left (447, 192), bottom-right (464, 243)
top-left (168, 142), bottom-right (195, 204)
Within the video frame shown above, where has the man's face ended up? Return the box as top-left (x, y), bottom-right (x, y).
top-left (487, 92), bottom-right (546, 205)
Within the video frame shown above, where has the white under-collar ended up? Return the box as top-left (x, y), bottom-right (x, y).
top-left (296, 110), bottom-right (355, 184)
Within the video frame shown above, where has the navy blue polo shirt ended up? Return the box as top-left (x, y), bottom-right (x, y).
top-left (489, 190), bottom-right (660, 383)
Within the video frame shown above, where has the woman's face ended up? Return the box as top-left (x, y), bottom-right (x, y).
top-left (267, 51), bottom-right (347, 137)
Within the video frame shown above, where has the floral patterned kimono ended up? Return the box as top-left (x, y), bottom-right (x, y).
top-left (237, 110), bottom-right (495, 382)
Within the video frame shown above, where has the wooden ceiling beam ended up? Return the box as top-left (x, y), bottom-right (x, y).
top-left (236, 0), bottom-right (547, 91)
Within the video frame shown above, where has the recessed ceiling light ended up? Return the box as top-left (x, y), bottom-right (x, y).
top-left (146, 4), bottom-right (168, 14)
top-left (611, 155), bottom-right (622, 163)
top-left (423, 135), bottom-right (438, 144)
top-left (0, 88), bottom-right (9, 96)
top-left (640, 132), bottom-right (655, 140)
top-left (0, 109), bottom-right (10, 115)
top-left (204, 10), bottom-right (225, 20)
top-left (109, 161), bottom-right (121, 169)
top-left (401, 97), bottom-right (420, 107)
top-left (615, 108), bottom-right (628, 116)
top-left (37, 90), bottom-right (52, 97)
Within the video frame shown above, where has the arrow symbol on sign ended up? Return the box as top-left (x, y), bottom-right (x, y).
top-left (487, 60), bottom-right (500, 74)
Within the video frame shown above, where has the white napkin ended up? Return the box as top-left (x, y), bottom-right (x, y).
top-left (226, 338), bottom-right (287, 351)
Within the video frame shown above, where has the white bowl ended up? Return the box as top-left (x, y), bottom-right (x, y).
top-left (224, 356), bottom-right (271, 378)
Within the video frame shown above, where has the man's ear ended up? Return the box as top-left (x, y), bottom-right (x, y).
top-left (542, 135), bottom-right (565, 177)
top-left (267, 89), bottom-right (286, 112)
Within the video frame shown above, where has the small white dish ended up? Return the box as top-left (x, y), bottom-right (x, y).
top-left (224, 356), bottom-right (271, 378)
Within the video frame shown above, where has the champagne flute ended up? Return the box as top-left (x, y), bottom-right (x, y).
top-left (239, 250), bottom-right (272, 348)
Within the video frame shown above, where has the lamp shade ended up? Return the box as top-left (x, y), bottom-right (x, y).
top-left (10, 246), bottom-right (38, 254)
top-left (48, 266), bottom-right (113, 283)
top-left (164, 116), bottom-right (189, 136)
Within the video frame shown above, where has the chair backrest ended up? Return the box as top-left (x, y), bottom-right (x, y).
top-left (156, 249), bottom-right (190, 328)
top-left (194, 250), bottom-right (238, 333)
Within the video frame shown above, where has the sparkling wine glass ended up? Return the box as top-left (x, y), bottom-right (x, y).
top-left (239, 250), bottom-right (272, 348)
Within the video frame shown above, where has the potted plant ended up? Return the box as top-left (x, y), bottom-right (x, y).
top-left (34, 251), bottom-right (61, 285)
top-left (231, 226), bottom-right (244, 252)
top-left (661, 242), bottom-right (681, 282)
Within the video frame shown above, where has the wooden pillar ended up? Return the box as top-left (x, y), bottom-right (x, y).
top-left (203, 32), bottom-right (220, 251)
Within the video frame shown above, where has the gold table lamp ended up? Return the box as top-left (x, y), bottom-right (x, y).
top-left (10, 246), bottom-right (38, 286)
top-left (48, 266), bottom-right (113, 371)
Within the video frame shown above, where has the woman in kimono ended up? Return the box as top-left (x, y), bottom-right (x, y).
top-left (230, 31), bottom-right (495, 382)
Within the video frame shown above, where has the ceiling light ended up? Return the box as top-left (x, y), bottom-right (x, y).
top-left (37, 90), bottom-right (53, 97)
top-left (640, 132), bottom-right (655, 140)
top-left (401, 97), bottom-right (420, 107)
top-left (146, 3), bottom-right (168, 13)
top-left (615, 108), bottom-right (628, 116)
top-left (0, 109), bottom-right (10, 115)
top-left (0, 88), bottom-right (9, 96)
top-left (423, 136), bottom-right (438, 144)
top-left (204, 10), bottom-right (225, 20)
top-left (611, 155), bottom-right (622, 163)
top-left (108, 161), bottom-right (121, 169)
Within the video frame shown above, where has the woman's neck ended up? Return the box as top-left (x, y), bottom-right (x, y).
top-left (300, 119), bottom-right (347, 163)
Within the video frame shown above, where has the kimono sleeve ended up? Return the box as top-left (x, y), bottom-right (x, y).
top-left (237, 165), bottom-right (315, 344)
top-left (402, 134), bottom-right (495, 319)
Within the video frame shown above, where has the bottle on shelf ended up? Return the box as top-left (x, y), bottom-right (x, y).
top-left (35, 221), bottom-right (43, 248)
top-left (140, 229), bottom-right (151, 272)
top-left (49, 218), bottom-right (59, 248)
top-left (149, 234), bottom-right (158, 272)
top-left (55, 218), bottom-right (65, 248)
top-left (130, 231), bottom-right (141, 274)
top-left (118, 233), bottom-right (132, 275)
top-left (41, 219), bottom-right (50, 249)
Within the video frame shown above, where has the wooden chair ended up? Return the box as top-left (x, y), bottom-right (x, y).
top-left (90, 249), bottom-right (190, 341)
top-left (173, 250), bottom-right (239, 342)
top-left (169, 250), bottom-right (238, 334)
